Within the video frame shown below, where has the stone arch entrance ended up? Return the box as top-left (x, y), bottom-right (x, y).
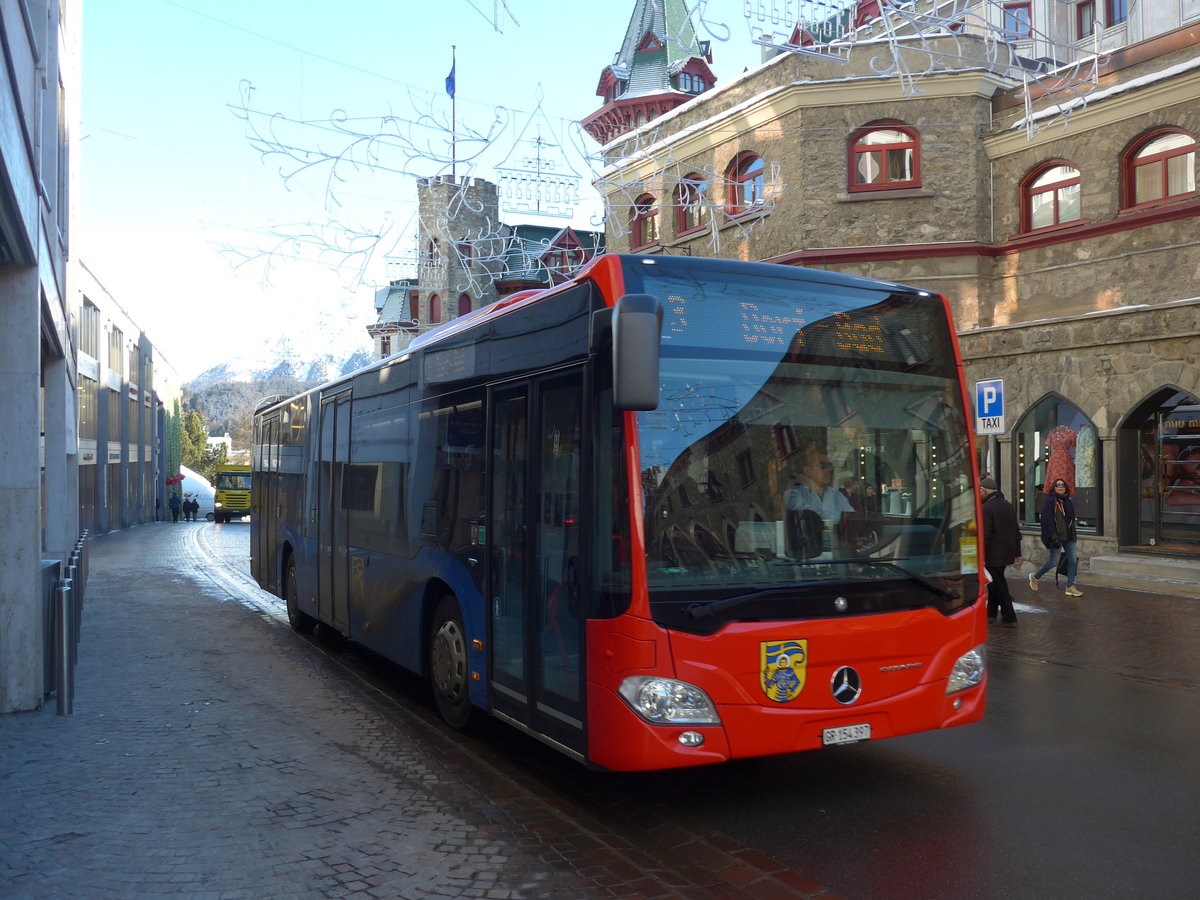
top-left (1119, 388), bottom-right (1200, 552)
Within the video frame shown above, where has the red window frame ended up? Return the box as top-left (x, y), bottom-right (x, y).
top-left (631, 194), bottom-right (659, 249)
top-left (675, 174), bottom-right (709, 234)
top-left (725, 153), bottom-right (765, 216)
top-left (1106, 0), bottom-right (1127, 25)
top-left (1003, 2), bottom-right (1032, 38)
top-left (848, 125), bottom-right (920, 192)
top-left (1020, 162), bottom-right (1082, 232)
top-left (1077, 1), bottom-right (1096, 39)
top-left (457, 293), bottom-right (472, 317)
top-left (1123, 130), bottom-right (1197, 210)
top-left (428, 293), bottom-right (441, 323)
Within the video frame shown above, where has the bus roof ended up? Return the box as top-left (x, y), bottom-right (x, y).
top-left (253, 254), bottom-right (934, 419)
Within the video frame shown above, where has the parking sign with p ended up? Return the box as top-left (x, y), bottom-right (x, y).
top-left (975, 379), bottom-right (1005, 435)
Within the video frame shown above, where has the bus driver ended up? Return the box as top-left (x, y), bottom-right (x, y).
top-left (785, 445), bottom-right (854, 558)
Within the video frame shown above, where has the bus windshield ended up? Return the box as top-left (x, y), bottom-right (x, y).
top-left (622, 258), bottom-right (975, 626)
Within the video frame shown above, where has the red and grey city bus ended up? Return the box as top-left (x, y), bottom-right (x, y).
top-left (251, 254), bottom-right (987, 771)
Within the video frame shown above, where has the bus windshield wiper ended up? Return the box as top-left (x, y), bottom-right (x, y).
top-left (684, 558), bottom-right (956, 620)
top-left (854, 559), bottom-right (959, 599)
top-left (685, 584), bottom-right (803, 620)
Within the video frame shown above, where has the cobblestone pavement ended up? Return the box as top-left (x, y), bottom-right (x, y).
top-left (0, 525), bottom-right (840, 899)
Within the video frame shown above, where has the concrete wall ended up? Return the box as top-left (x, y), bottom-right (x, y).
top-left (0, 0), bottom-right (79, 713)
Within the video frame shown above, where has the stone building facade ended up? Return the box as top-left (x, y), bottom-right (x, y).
top-left (370, 176), bottom-right (603, 360)
top-left (592, 14), bottom-right (1200, 568)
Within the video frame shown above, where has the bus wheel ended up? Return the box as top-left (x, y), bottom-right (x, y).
top-left (284, 558), bottom-right (316, 634)
top-left (429, 595), bottom-right (473, 729)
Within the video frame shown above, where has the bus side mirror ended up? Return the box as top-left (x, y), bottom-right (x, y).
top-left (612, 293), bottom-right (662, 411)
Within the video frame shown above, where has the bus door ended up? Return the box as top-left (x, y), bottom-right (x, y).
top-left (256, 413), bottom-right (279, 587)
top-left (318, 390), bottom-right (352, 634)
top-left (488, 370), bottom-right (586, 757)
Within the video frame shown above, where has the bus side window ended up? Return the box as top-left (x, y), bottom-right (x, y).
top-left (426, 390), bottom-right (485, 583)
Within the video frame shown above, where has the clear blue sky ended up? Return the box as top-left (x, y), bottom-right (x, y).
top-left (79, 0), bottom-right (763, 380)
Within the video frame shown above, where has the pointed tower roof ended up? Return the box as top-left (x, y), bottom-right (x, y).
top-left (582, 0), bottom-right (715, 146)
top-left (610, 0), bottom-right (706, 96)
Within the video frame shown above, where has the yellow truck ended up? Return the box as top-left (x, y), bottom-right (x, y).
top-left (213, 464), bottom-right (252, 523)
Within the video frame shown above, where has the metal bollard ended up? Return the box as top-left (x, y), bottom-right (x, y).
top-left (56, 578), bottom-right (74, 715)
top-left (64, 563), bottom-right (79, 666)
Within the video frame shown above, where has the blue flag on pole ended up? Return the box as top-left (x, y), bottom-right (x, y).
top-left (445, 61), bottom-right (455, 99)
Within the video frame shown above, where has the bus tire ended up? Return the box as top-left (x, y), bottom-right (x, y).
top-left (429, 595), bottom-right (473, 729)
top-left (284, 557), bottom-right (317, 634)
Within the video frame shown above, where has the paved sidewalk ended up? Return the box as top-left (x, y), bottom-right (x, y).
top-left (0, 526), bottom-right (836, 900)
top-left (988, 567), bottom-right (1200, 690)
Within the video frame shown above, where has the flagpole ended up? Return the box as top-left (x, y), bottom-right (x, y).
top-left (450, 44), bottom-right (457, 183)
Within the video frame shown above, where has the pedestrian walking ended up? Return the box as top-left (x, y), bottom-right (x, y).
top-left (184, 496), bottom-right (198, 521)
top-left (980, 476), bottom-right (1021, 624)
top-left (168, 492), bottom-right (181, 524)
top-left (1029, 478), bottom-right (1082, 596)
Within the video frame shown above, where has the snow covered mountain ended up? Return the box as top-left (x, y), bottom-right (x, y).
top-left (186, 331), bottom-right (374, 392)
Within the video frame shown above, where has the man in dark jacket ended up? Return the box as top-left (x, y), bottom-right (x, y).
top-left (980, 476), bottom-right (1021, 624)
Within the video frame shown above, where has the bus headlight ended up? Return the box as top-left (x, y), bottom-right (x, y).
top-left (946, 645), bottom-right (987, 694)
top-left (618, 676), bottom-right (720, 725)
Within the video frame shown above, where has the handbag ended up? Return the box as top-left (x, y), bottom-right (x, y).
top-left (1055, 550), bottom-right (1070, 588)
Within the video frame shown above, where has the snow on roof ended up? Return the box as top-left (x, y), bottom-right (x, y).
top-left (1013, 55), bottom-right (1200, 131)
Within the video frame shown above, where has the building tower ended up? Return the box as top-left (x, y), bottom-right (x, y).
top-left (416, 175), bottom-right (504, 328)
top-left (581, 0), bottom-right (716, 146)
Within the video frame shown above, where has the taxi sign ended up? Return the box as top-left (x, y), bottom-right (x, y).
top-left (975, 379), bottom-right (1005, 435)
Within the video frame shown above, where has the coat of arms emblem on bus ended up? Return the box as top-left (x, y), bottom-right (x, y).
top-left (760, 640), bottom-right (807, 702)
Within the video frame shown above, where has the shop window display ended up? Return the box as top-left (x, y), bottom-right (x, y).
top-left (1014, 397), bottom-right (1099, 531)
top-left (1133, 390), bottom-right (1200, 548)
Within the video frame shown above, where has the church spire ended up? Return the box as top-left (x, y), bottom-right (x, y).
top-left (581, 0), bottom-right (715, 146)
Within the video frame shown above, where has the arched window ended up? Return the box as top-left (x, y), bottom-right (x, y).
top-left (428, 293), bottom-right (441, 323)
top-left (457, 293), bottom-right (472, 317)
top-left (1012, 395), bottom-right (1100, 531)
top-left (1021, 162), bottom-right (1081, 231)
top-left (849, 125), bottom-right (919, 191)
top-left (1123, 130), bottom-right (1196, 209)
top-left (1126, 389), bottom-right (1200, 548)
top-left (726, 153), bottom-right (765, 215)
top-left (675, 173), bottom-right (708, 234)
top-left (631, 193), bottom-right (659, 248)
top-left (679, 73), bottom-right (692, 92)
top-left (427, 238), bottom-right (441, 264)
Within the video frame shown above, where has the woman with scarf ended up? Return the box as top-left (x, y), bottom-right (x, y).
top-left (1028, 478), bottom-right (1082, 596)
